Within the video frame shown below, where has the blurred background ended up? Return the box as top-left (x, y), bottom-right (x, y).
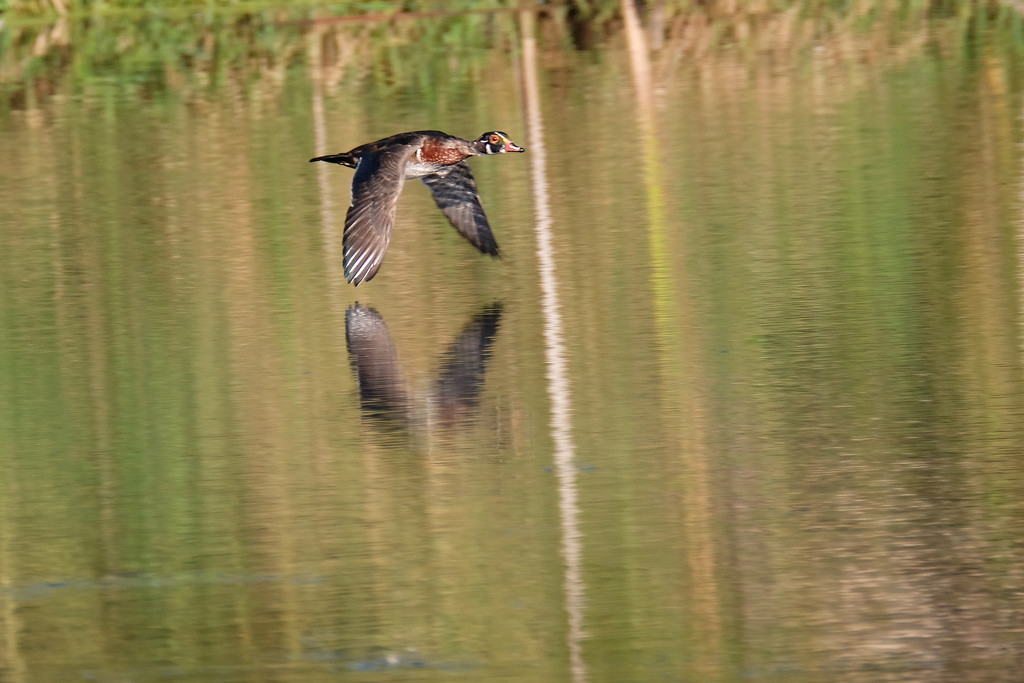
top-left (2, 1), bottom-right (1024, 681)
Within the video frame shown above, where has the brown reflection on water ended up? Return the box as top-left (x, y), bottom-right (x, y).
top-left (959, 52), bottom-right (1021, 442)
top-left (623, 0), bottom-right (721, 677)
top-left (308, 25), bottom-right (346, 305)
top-left (2, 6), bottom-right (1024, 681)
top-left (661, 38), bottom-right (1024, 679)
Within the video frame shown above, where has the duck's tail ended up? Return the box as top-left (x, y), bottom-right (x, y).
top-left (309, 152), bottom-right (358, 168)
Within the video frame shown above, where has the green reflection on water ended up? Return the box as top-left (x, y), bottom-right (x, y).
top-left (2, 5), bottom-right (1024, 682)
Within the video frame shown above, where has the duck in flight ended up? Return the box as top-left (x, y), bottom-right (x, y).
top-left (310, 130), bottom-right (525, 285)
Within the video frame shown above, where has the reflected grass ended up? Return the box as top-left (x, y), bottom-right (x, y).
top-left (4, 1), bottom-right (1024, 115)
top-left (2, 1), bottom-right (1024, 680)
top-left (0, 4), bottom-right (520, 112)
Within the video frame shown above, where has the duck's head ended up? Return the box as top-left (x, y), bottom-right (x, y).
top-left (474, 131), bottom-right (525, 155)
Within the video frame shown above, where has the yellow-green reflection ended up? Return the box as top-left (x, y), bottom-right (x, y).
top-left (1, 5), bottom-right (1024, 682)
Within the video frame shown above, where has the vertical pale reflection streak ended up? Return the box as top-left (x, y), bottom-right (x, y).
top-left (622, 0), bottom-right (721, 672)
top-left (308, 29), bottom-right (343, 297)
top-left (1004, 0), bottom-right (1024, 368)
top-left (1020, 87), bottom-right (1024, 362)
top-left (520, 11), bottom-right (587, 682)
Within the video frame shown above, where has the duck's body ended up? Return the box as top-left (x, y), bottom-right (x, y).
top-left (310, 130), bottom-right (524, 285)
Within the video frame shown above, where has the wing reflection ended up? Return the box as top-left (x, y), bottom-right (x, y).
top-left (345, 302), bottom-right (503, 431)
top-left (345, 303), bottom-right (412, 421)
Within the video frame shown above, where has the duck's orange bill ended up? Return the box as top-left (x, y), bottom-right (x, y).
top-left (504, 140), bottom-right (525, 153)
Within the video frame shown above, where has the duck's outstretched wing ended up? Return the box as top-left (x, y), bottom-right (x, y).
top-left (343, 147), bottom-right (414, 285)
top-left (432, 303), bottom-right (503, 425)
top-left (345, 303), bottom-right (411, 421)
top-left (420, 162), bottom-right (500, 256)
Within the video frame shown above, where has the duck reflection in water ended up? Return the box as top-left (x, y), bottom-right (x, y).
top-left (345, 302), bottom-right (503, 432)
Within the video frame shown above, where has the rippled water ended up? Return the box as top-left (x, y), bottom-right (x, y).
top-left (2, 7), bottom-right (1024, 682)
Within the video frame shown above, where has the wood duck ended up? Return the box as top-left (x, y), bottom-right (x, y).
top-left (310, 130), bottom-right (525, 285)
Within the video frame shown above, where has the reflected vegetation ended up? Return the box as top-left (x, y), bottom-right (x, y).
top-left (2, 1), bottom-right (1024, 681)
top-left (520, 8), bottom-right (588, 681)
top-left (6, 1), bottom-right (1024, 114)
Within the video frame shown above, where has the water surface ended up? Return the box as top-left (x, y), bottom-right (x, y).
top-left (2, 6), bottom-right (1024, 682)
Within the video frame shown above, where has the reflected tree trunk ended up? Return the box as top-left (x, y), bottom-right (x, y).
top-left (622, 0), bottom-right (721, 674)
top-left (520, 9), bottom-right (588, 683)
top-left (308, 28), bottom-right (345, 305)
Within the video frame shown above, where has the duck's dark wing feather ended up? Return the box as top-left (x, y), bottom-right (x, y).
top-left (345, 303), bottom-right (410, 420)
top-left (420, 162), bottom-right (500, 256)
top-left (344, 146), bottom-right (414, 285)
top-left (432, 303), bottom-right (503, 424)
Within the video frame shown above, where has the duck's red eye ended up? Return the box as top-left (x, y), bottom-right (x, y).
top-left (489, 134), bottom-right (501, 144)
